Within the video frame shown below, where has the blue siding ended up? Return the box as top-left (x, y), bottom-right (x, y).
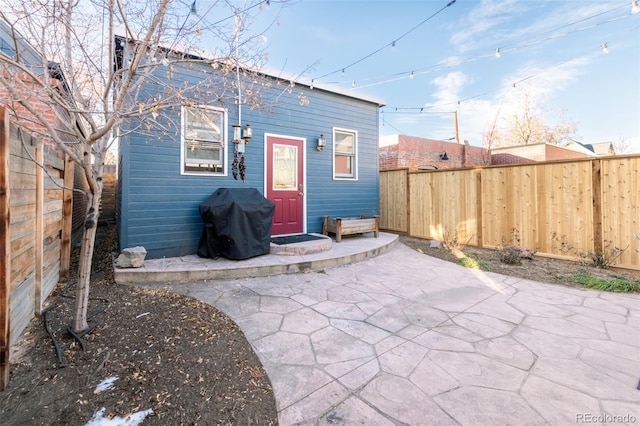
top-left (119, 62), bottom-right (381, 259)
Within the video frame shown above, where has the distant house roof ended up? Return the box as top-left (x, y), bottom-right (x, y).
top-left (590, 142), bottom-right (615, 155)
top-left (565, 140), bottom-right (614, 156)
top-left (561, 141), bottom-right (598, 156)
top-left (114, 28), bottom-right (386, 107)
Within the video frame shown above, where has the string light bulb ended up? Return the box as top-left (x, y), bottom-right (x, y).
top-left (188, 0), bottom-right (199, 28)
top-left (601, 43), bottom-right (609, 54)
top-left (351, 80), bottom-right (356, 88)
top-left (495, 48), bottom-right (501, 58)
top-left (391, 41), bottom-right (397, 52)
top-left (409, 71), bottom-right (414, 79)
top-left (632, 1), bottom-right (639, 14)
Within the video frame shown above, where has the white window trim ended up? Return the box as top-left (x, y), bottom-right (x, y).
top-left (332, 127), bottom-right (358, 180)
top-left (180, 105), bottom-right (228, 176)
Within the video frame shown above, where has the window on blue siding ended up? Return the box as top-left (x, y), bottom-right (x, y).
top-left (333, 128), bottom-right (357, 179)
top-left (182, 105), bottom-right (227, 175)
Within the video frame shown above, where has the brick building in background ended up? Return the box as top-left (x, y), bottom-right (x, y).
top-left (379, 135), bottom-right (490, 171)
top-left (490, 142), bottom-right (606, 165)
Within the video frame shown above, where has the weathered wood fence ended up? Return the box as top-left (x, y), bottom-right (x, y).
top-left (380, 155), bottom-right (640, 270)
top-left (1, 107), bottom-right (74, 389)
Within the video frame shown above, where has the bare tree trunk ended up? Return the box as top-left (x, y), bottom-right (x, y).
top-left (72, 175), bottom-right (102, 332)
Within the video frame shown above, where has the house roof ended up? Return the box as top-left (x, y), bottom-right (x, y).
top-left (114, 28), bottom-right (386, 107)
top-left (0, 20), bottom-right (45, 69)
top-left (262, 67), bottom-right (386, 107)
top-left (0, 19), bottom-right (88, 140)
top-left (590, 141), bottom-right (615, 155)
top-left (564, 140), bottom-right (602, 156)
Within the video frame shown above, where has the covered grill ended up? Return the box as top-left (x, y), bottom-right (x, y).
top-left (197, 188), bottom-right (275, 260)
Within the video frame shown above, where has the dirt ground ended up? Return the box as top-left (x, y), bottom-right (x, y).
top-left (400, 235), bottom-right (640, 291)
top-left (0, 224), bottom-right (277, 425)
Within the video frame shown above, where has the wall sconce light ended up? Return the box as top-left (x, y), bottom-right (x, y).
top-left (439, 151), bottom-right (449, 160)
top-left (232, 124), bottom-right (245, 152)
top-left (242, 123), bottom-right (252, 143)
top-left (317, 134), bottom-right (326, 151)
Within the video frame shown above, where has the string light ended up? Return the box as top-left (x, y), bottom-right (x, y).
top-left (632, 1), bottom-right (640, 14)
top-left (341, 6), bottom-right (636, 91)
top-left (313, 0), bottom-right (457, 81)
top-left (601, 42), bottom-right (609, 53)
top-left (381, 40), bottom-right (619, 114)
top-left (409, 71), bottom-right (414, 79)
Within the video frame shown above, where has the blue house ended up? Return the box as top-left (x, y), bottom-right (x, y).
top-left (117, 39), bottom-right (385, 259)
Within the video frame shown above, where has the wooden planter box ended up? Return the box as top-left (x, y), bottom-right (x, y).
top-left (322, 215), bottom-right (380, 242)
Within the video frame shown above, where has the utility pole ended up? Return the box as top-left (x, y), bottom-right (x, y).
top-left (454, 110), bottom-right (460, 144)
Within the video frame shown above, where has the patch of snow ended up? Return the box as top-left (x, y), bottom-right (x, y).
top-left (85, 407), bottom-right (153, 426)
top-left (94, 376), bottom-right (118, 394)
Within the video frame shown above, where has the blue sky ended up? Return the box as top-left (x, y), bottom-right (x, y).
top-left (242, 0), bottom-right (640, 151)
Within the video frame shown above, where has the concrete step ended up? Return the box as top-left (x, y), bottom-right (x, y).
top-left (114, 232), bottom-right (398, 284)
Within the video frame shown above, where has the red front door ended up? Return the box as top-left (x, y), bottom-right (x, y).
top-left (266, 136), bottom-right (304, 235)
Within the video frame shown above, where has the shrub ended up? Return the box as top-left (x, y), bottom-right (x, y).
top-left (441, 229), bottom-right (473, 258)
top-left (551, 233), bottom-right (628, 269)
top-left (496, 228), bottom-right (536, 265)
top-left (498, 247), bottom-right (523, 265)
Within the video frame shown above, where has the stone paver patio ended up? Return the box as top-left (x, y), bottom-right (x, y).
top-left (143, 243), bottom-right (640, 425)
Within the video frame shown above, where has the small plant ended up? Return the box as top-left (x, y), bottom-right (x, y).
top-left (498, 246), bottom-right (523, 265)
top-left (496, 227), bottom-right (536, 265)
top-left (550, 233), bottom-right (628, 269)
top-left (588, 240), bottom-right (628, 269)
top-left (441, 229), bottom-right (473, 258)
top-left (458, 256), bottom-right (491, 271)
top-left (572, 273), bottom-right (639, 293)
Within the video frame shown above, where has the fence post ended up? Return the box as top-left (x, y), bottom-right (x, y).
top-left (476, 171), bottom-right (483, 248)
top-left (405, 170), bottom-right (411, 236)
top-left (59, 154), bottom-right (74, 282)
top-left (592, 159), bottom-right (603, 255)
top-left (0, 107), bottom-right (11, 390)
top-left (34, 139), bottom-right (43, 315)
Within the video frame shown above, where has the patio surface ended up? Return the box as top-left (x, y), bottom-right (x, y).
top-left (119, 233), bottom-right (640, 425)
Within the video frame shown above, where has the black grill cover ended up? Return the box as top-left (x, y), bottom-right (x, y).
top-left (197, 188), bottom-right (275, 260)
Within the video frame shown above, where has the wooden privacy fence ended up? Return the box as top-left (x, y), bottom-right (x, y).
top-left (380, 155), bottom-right (640, 270)
top-left (1, 107), bottom-right (74, 390)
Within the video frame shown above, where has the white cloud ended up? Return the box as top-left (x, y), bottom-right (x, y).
top-left (429, 71), bottom-right (469, 105)
top-left (448, 0), bottom-right (622, 55)
top-left (417, 53), bottom-right (594, 145)
top-left (449, 0), bottom-right (529, 52)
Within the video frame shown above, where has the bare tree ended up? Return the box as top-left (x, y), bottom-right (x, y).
top-left (0, 0), bottom-right (280, 332)
top-left (612, 136), bottom-right (630, 154)
top-left (483, 88), bottom-right (577, 148)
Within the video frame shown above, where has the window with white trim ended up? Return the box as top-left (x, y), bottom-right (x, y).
top-left (181, 105), bottom-right (227, 175)
top-left (333, 128), bottom-right (357, 179)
